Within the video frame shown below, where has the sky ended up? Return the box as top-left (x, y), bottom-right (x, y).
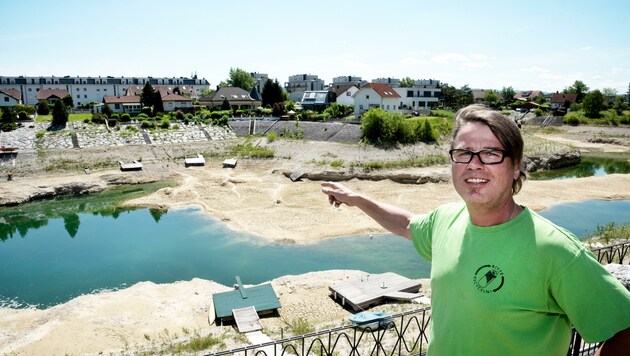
top-left (2, 0), bottom-right (629, 94)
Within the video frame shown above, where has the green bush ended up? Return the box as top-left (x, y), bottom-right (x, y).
top-left (120, 113), bottom-right (131, 122)
top-left (159, 118), bottom-right (171, 129)
top-left (564, 112), bottom-right (583, 126)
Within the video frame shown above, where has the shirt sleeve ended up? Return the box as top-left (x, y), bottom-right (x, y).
top-left (550, 248), bottom-right (630, 343)
top-left (410, 211), bottom-right (435, 262)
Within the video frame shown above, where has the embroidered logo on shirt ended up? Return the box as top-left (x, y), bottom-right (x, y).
top-left (473, 264), bottom-right (505, 293)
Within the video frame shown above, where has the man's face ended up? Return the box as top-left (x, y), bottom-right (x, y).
top-left (451, 122), bottom-right (520, 210)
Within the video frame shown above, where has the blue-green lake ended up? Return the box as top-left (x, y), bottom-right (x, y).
top-left (0, 187), bottom-right (628, 309)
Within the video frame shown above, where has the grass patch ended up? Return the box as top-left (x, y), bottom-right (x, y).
top-left (282, 317), bottom-right (315, 336)
top-left (350, 155), bottom-right (448, 170)
top-left (585, 222), bottom-right (630, 245)
top-left (230, 142), bottom-right (275, 158)
top-left (35, 113), bottom-right (92, 123)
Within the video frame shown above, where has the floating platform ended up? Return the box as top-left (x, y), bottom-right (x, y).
top-left (329, 272), bottom-right (422, 311)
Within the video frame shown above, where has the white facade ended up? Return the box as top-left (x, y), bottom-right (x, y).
top-left (393, 85), bottom-right (441, 110)
top-left (0, 75), bottom-right (210, 107)
top-left (336, 86), bottom-right (359, 106)
top-left (372, 77), bottom-right (400, 87)
top-left (332, 75), bottom-right (366, 87)
top-left (352, 86), bottom-right (400, 118)
top-left (0, 91), bottom-right (21, 107)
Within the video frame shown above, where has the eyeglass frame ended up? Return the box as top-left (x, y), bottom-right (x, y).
top-left (448, 148), bottom-right (509, 165)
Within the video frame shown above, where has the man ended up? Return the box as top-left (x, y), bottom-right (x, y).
top-left (321, 104), bottom-right (630, 355)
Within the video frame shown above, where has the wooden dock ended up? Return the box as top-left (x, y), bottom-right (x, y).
top-left (329, 272), bottom-right (422, 311)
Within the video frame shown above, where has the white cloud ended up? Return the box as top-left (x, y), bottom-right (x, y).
top-left (432, 53), bottom-right (468, 63)
top-left (400, 57), bottom-right (428, 65)
top-left (580, 46), bottom-right (593, 51)
top-left (520, 66), bottom-right (550, 74)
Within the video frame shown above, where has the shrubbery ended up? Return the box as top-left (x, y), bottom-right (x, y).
top-left (361, 108), bottom-right (439, 146)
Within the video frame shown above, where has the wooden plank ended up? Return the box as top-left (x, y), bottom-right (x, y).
top-left (236, 276), bottom-right (247, 299)
top-left (233, 306), bottom-right (262, 333)
top-left (383, 291), bottom-right (423, 301)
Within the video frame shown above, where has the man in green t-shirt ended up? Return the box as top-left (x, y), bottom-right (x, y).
top-left (321, 104), bottom-right (630, 355)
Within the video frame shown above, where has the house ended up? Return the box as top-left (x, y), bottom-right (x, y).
top-left (393, 80), bottom-right (442, 112)
top-left (162, 93), bottom-right (193, 112)
top-left (37, 89), bottom-right (69, 104)
top-left (550, 93), bottom-right (577, 113)
top-left (352, 83), bottom-right (401, 118)
top-left (329, 84), bottom-right (359, 106)
top-left (514, 90), bottom-right (545, 102)
top-left (125, 85), bottom-right (199, 100)
top-left (300, 90), bottom-right (336, 111)
top-left (0, 89), bottom-right (22, 107)
top-left (198, 87), bottom-right (261, 111)
top-left (472, 89), bottom-right (503, 104)
top-left (102, 95), bottom-right (142, 114)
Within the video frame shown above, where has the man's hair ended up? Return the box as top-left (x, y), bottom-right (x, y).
top-left (451, 104), bottom-right (527, 195)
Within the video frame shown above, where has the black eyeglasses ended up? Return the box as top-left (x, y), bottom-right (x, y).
top-left (449, 149), bottom-right (508, 165)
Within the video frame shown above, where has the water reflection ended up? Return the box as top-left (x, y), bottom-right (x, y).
top-left (529, 155), bottom-right (630, 180)
top-left (0, 181), bottom-right (172, 242)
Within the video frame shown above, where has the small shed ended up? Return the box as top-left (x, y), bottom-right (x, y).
top-left (118, 160), bottom-right (143, 171)
top-left (213, 276), bottom-right (281, 324)
top-left (185, 154), bottom-right (205, 167)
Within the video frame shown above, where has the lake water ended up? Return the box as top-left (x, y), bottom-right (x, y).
top-left (0, 190), bottom-right (628, 309)
top-left (529, 155), bottom-right (630, 180)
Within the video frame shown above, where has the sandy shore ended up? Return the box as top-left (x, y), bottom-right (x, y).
top-left (1, 126), bottom-right (629, 355)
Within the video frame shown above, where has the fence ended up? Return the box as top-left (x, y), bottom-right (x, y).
top-left (207, 241), bottom-right (629, 355)
top-left (207, 307), bottom-right (431, 356)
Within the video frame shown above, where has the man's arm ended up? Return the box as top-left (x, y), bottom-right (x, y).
top-left (595, 327), bottom-right (630, 356)
top-left (321, 181), bottom-right (414, 240)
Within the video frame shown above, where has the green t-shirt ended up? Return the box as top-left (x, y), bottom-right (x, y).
top-left (411, 202), bottom-right (630, 355)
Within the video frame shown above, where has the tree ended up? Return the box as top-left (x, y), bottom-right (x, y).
top-left (141, 82), bottom-right (157, 115)
top-left (457, 85), bottom-right (474, 109)
top-left (261, 79), bottom-right (284, 107)
top-left (399, 77), bottom-right (415, 88)
top-left (500, 86), bottom-right (516, 105)
top-left (221, 97), bottom-right (231, 111)
top-left (612, 96), bottom-right (628, 115)
top-left (62, 94), bottom-right (74, 109)
top-left (582, 90), bottom-right (604, 118)
top-left (51, 100), bottom-right (68, 127)
top-left (440, 84), bottom-right (458, 109)
top-left (222, 67), bottom-right (256, 91)
top-left (483, 90), bottom-right (500, 108)
top-left (101, 104), bottom-right (113, 117)
top-left (565, 80), bottom-right (589, 103)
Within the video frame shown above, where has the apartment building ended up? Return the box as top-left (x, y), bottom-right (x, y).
top-left (285, 74), bottom-right (325, 101)
top-left (0, 75), bottom-right (210, 107)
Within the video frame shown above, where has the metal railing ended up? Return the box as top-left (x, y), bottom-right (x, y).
top-left (206, 242), bottom-right (628, 355)
top-left (207, 307), bottom-right (431, 356)
top-left (591, 241), bottom-right (630, 265)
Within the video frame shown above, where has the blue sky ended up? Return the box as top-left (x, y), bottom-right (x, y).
top-left (2, 0), bottom-right (629, 93)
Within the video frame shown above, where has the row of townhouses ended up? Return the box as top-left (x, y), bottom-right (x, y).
top-left (0, 73), bottom-right (443, 118)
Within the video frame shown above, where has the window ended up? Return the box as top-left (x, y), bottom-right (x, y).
top-left (346, 91), bottom-right (351, 96)
top-left (359, 105), bottom-right (363, 110)
top-left (84, 95), bottom-right (87, 98)
top-left (4, 97), bottom-right (8, 102)
top-left (407, 90), bottom-right (414, 97)
top-left (28, 88), bottom-right (32, 91)
top-left (97, 89), bottom-right (100, 91)
top-left (84, 88), bottom-right (87, 91)
top-left (366, 95), bottom-right (369, 99)
top-left (77, 95), bottom-right (80, 99)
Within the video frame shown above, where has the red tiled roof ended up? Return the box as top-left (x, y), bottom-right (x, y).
top-left (37, 89), bottom-right (68, 100)
top-left (551, 93), bottom-right (577, 104)
top-left (103, 95), bottom-right (141, 104)
top-left (363, 83), bottom-right (400, 98)
top-left (125, 85), bottom-right (197, 98)
top-left (161, 93), bottom-right (191, 102)
top-left (0, 89), bottom-right (21, 101)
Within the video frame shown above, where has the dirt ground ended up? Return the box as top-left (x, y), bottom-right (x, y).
top-left (0, 124), bottom-right (629, 355)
